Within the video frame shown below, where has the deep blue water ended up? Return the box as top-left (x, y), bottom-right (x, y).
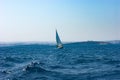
top-left (0, 43), bottom-right (120, 80)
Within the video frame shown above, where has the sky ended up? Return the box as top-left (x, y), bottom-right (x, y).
top-left (0, 0), bottom-right (120, 42)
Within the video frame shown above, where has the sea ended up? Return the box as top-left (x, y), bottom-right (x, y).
top-left (0, 42), bottom-right (120, 80)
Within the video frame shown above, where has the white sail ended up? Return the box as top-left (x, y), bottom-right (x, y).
top-left (56, 30), bottom-right (63, 48)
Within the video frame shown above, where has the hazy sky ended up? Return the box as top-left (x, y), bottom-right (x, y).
top-left (0, 0), bottom-right (120, 42)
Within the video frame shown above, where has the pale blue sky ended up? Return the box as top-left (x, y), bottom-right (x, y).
top-left (0, 0), bottom-right (120, 42)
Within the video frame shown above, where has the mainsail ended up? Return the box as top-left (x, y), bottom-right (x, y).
top-left (56, 30), bottom-right (63, 48)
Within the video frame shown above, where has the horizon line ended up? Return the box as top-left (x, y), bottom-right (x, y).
top-left (0, 40), bottom-right (120, 43)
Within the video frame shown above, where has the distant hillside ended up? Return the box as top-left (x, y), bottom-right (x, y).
top-left (107, 40), bottom-right (120, 44)
top-left (65, 40), bottom-right (120, 45)
top-left (65, 41), bottom-right (110, 45)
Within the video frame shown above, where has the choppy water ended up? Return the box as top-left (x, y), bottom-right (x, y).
top-left (0, 43), bottom-right (120, 80)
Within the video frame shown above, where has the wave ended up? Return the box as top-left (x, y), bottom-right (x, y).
top-left (0, 43), bottom-right (120, 80)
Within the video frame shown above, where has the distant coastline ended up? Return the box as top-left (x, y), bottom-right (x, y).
top-left (0, 40), bottom-right (120, 47)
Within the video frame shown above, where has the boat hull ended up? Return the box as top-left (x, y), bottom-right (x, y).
top-left (56, 45), bottom-right (63, 49)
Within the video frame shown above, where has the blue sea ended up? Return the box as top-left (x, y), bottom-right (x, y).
top-left (0, 42), bottom-right (120, 80)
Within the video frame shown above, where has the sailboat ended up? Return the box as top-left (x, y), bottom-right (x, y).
top-left (56, 30), bottom-right (63, 49)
